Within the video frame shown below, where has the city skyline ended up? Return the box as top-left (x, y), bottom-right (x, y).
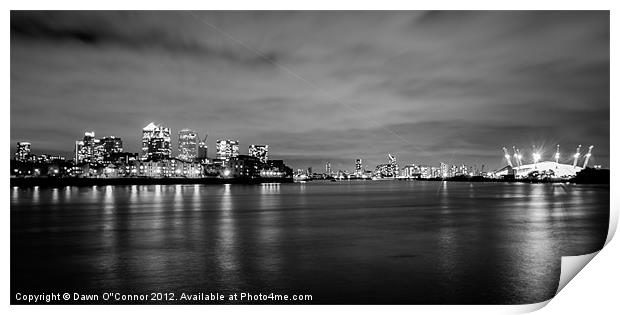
top-left (11, 11), bottom-right (610, 170)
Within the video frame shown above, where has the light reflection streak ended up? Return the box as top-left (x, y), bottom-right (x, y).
top-left (104, 185), bottom-right (114, 214)
top-left (257, 183), bottom-right (283, 275)
top-left (51, 188), bottom-right (59, 203)
top-left (32, 186), bottom-right (39, 203)
top-left (216, 184), bottom-right (240, 284)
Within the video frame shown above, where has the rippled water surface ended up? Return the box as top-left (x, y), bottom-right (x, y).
top-left (11, 181), bottom-right (609, 304)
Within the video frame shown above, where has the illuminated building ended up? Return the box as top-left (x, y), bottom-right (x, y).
top-left (197, 134), bottom-right (208, 163)
top-left (355, 158), bottom-right (362, 174)
top-left (261, 160), bottom-right (291, 178)
top-left (178, 129), bottom-right (198, 162)
top-left (37, 154), bottom-right (66, 164)
top-left (141, 122), bottom-right (171, 161)
top-left (375, 154), bottom-right (399, 178)
top-left (102, 136), bottom-right (123, 154)
top-left (78, 131), bottom-right (95, 163)
top-left (374, 164), bottom-right (397, 178)
top-left (325, 162), bottom-right (331, 175)
top-left (228, 155), bottom-right (260, 178)
top-left (103, 152), bottom-right (138, 164)
top-left (440, 163), bottom-right (448, 178)
top-left (133, 158), bottom-right (203, 178)
top-left (216, 139), bottom-right (239, 162)
top-left (74, 140), bottom-right (85, 163)
top-left (401, 164), bottom-right (421, 178)
top-left (14, 141), bottom-right (33, 162)
top-left (74, 132), bottom-right (94, 164)
top-left (248, 144), bottom-right (269, 163)
top-left (93, 139), bottom-right (106, 163)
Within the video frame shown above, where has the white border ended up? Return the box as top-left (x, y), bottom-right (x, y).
top-left (3, 1), bottom-right (617, 314)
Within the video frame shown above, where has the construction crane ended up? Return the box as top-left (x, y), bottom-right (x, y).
top-left (502, 147), bottom-right (513, 167)
top-left (555, 144), bottom-right (560, 164)
top-left (582, 145), bottom-right (594, 168)
top-left (388, 153), bottom-right (396, 163)
top-left (572, 145), bottom-right (582, 168)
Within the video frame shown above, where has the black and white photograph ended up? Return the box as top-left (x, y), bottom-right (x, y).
top-left (9, 9), bottom-right (612, 307)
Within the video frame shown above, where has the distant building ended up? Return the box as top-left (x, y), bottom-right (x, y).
top-left (440, 163), bottom-right (448, 178)
top-left (248, 144), bottom-right (269, 163)
top-left (132, 158), bottom-right (203, 178)
top-left (74, 131), bottom-right (98, 164)
top-left (375, 163), bottom-right (397, 178)
top-left (261, 159), bottom-right (291, 178)
top-left (355, 158), bottom-right (362, 174)
top-left (141, 122), bottom-right (171, 161)
top-left (93, 138), bottom-right (106, 163)
top-left (14, 141), bottom-right (33, 162)
top-left (216, 139), bottom-right (239, 162)
top-left (74, 140), bottom-right (85, 163)
top-left (102, 136), bottom-right (123, 154)
top-left (177, 129), bottom-right (198, 162)
top-left (103, 152), bottom-right (138, 164)
top-left (325, 161), bottom-right (331, 175)
top-left (227, 155), bottom-right (260, 178)
top-left (37, 154), bottom-right (66, 164)
top-left (197, 134), bottom-right (208, 163)
top-left (401, 164), bottom-right (421, 178)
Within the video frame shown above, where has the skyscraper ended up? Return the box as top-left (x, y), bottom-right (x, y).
top-left (142, 122), bottom-right (171, 161)
top-left (216, 139), bottom-right (239, 162)
top-left (177, 129), bottom-right (198, 162)
top-left (325, 161), bottom-right (331, 175)
top-left (102, 136), bottom-right (123, 154)
top-left (197, 134), bottom-right (208, 163)
top-left (74, 131), bottom-right (97, 164)
top-left (74, 140), bottom-right (85, 163)
top-left (248, 144), bottom-right (268, 163)
top-left (14, 141), bottom-right (32, 162)
top-left (355, 158), bottom-right (362, 173)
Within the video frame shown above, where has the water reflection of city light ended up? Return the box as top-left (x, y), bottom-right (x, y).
top-left (192, 184), bottom-right (202, 211)
top-left (51, 188), bottom-right (59, 203)
top-left (104, 185), bottom-right (114, 214)
top-left (32, 186), bottom-right (39, 203)
top-left (11, 186), bottom-right (19, 204)
top-left (216, 184), bottom-right (240, 283)
top-left (258, 183), bottom-right (283, 275)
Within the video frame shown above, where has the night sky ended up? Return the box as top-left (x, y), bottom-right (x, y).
top-left (10, 11), bottom-right (610, 171)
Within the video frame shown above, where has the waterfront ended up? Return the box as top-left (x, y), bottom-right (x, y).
top-left (11, 181), bottom-right (609, 304)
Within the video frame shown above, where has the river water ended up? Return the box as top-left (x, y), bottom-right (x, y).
top-left (10, 181), bottom-right (609, 304)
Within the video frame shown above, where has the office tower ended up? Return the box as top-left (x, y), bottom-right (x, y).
top-left (93, 139), bottom-right (105, 163)
top-left (74, 131), bottom-right (97, 164)
top-left (325, 161), bottom-right (331, 175)
top-left (248, 144), bottom-right (269, 163)
top-left (142, 122), bottom-right (171, 161)
top-left (14, 141), bottom-right (32, 162)
top-left (355, 158), bottom-right (362, 172)
top-left (74, 140), bottom-right (85, 163)
top-left (177, 129), bottom-right (198, 162)
top-left (216, 139), bottom-right (239, 162)
top-left (102, 136), bottom-right (123, 154)
top-left (197, 134), bottom-right (208, 162)
top-left (82, 131), bottom-right (96, 162)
